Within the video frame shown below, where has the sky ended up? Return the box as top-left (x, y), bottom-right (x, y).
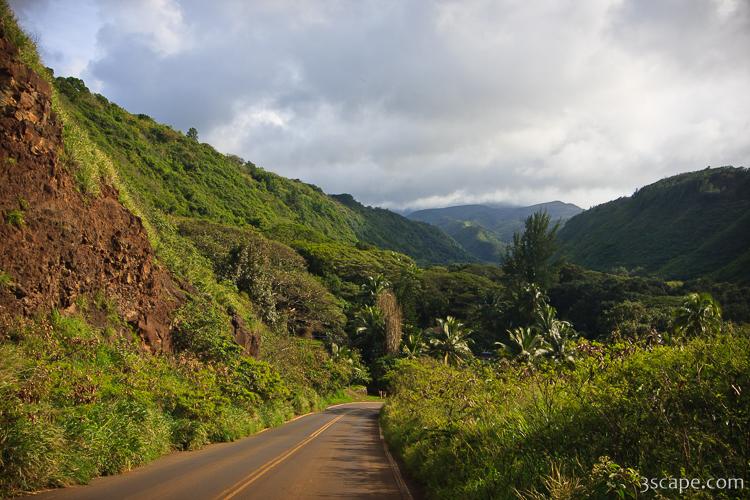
top-left (10, 0), bottom-right (750, 210)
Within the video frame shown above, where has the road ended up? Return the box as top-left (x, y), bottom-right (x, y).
top-left (25, 402), bottom-right (412, 500)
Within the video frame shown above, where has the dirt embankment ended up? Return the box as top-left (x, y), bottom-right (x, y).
top-left (0, 31), bottom-right (180, 351)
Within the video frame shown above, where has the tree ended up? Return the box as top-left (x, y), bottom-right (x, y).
top-left (672, 292), bottom-right (722, 338)
top-left (535, 303), bottom-right (576, 363)
top-left (502, 211), bottom-right (560, 290)
top-left (376, 289), bottom-right (403, 355)
top-left (354, 306), bottom-right (386, 364)
top-left (496, 327), bottom-right (545, 362)
top-left (401, 328), bottom-right (427, 359)
top-left (428, 316), bottom-right (474, 366)
top-left (187, 127), bottom-right (199, 141)
top-left (362, 274), bottom-right (391, 301)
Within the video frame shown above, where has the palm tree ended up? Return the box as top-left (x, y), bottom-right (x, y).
top-left (672, 292), bottom-right (722, 337)
top-left (401, 329), bottom-right (427, 359)
top-left (362, 274), bottom-right (391, 301)
top-left (535, 303), bottom-right (576, 363)
top-left (330, 342), bottom-right (353, 362)
top-left (354, 305), bottom-right (386, 362)
top-left (497, 326), bottom-right (545, 362)
top-left (428, 316), bottom-right (474, 366)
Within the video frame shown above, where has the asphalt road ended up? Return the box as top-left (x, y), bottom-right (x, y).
top-left (25, 402), bottom-right (412, 500)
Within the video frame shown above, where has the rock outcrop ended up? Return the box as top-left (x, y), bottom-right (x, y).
top-left (0, 30), bottom-right (180, 351)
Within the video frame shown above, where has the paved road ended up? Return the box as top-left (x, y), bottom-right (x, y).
top-left (25, 402), bottom-right (412, 500)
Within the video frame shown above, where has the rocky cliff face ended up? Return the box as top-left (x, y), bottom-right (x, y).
top-left (0, 31), bottom-right (180, 351)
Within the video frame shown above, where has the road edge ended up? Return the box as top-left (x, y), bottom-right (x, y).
top-left (378, 420), bottom-right (415, 500)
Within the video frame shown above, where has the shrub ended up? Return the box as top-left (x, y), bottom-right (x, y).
top-left (0, 270), bottom-right (12, 287)
top-left (172, 298), bottom-right (240, 363)
top-left (5, 209), bottom-right (24, 228)
top-left (382, 327), bottom-right (750, 499)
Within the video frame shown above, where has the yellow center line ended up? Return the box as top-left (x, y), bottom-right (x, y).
top-left (215, 412), bottom-right (347, 500)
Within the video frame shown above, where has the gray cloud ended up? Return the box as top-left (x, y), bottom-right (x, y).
top-left (11, 0), bottom-right (750, 209)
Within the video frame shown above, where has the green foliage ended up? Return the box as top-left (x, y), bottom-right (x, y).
top-left (186, 127), bottom-right (198, 141)
top-left (416, 266), bottom-right (501, 340)
top-left (549, 264), bottom-right (680, 339)
top-left (400, 327), bottom-right (427, 359)
top-left (558, 166), bottom-right (750, 283)
top-left (331, 194), bottom-right (473, 265)
top-left (497, 326), bottom-right (544, 361)
top-left (382, 326), bottom-right (750, 499)
top-left (172, 298), bottom-right (240, 363)
top-left (496, 300), bottom-right (577, 364)
top-left (52, 77), bottom-right (469, 265)
top-left (0, 313), bottom-right (213, 495)
top-left (428, 316), bottom-right (474, 366)
top-left (354, 305), bottom-right (386, 364)
top-left (502, 211), bottom-right (560, 290)
top-left (0, 1), bottom-right (48, 77)
top-left (671, 292), bottom-right (722, 338)
top-left (179, 219), bottom-right (346, 338)
top-left (0, 270), bottom-right (12, 287)
top-left (5, 209), bottom-right (24, 227)
top-left (409, 201), bottom-right (581, 263)
top-left (54, 76), bottom-right (359, 240)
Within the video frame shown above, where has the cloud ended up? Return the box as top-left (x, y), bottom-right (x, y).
top-left (10, 0), bottom-right (750, 209)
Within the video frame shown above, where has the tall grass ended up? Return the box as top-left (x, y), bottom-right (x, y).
top-left (382, 328), bottom-right (750, 499)
top-left (0, 306), bottom-right (359, 497)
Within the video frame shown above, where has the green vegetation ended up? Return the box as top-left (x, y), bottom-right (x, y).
top-left (51, 77), bottom-right (471, 266)
top-left (382, 326), bottom-right (749, 498)
top-left (0, 303), bottom-right (369, 496)
top-left (558, 166), bottom-right (750, 283)
top-left (331, 194), bottom-right (472, 264)
top-left (502, 211), bottom-right (560, 289)
top-left (0, 309), bottom-right (263, 494)
top-left (427, 316), bottom-right (473, 366)
top-left (409, 201), bottom-right (582, 263)
top-left (0, 7), bottom-right (366, 496)
top-left (5, 208), bottom-right (24, 227)
top-left (2, 4), bottom-right (748, 498)
top-left (378, 212), bottom-right (750, 498)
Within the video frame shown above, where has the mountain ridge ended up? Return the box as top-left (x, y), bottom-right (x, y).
top-left (558, 166), bottom-right (750, 282)
top-left (408, 200), bottom-right (583, 262)
top-left (54, 76), bottom-right (469, 266)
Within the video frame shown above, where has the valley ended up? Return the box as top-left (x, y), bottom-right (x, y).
top-left (0, 2), bottom-right (748, 499)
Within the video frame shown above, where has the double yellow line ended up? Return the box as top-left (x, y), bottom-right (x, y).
top-left (216, 413), bottom-right (347, 500)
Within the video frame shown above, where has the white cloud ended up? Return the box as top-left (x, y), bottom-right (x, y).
top-left (10, 0), bottom-right (750, 209)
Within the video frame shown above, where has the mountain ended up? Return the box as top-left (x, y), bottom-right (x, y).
top-left (408, 201), bottom-right (583, 262)
top-left (330, 194), bottom-right (473, 264)
top-left (558, 167), bottom-right (750, 283)
top-left (54, 77), bottom-right (468, 266)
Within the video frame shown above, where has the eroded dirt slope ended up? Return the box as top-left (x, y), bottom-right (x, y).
top-left (0, 30), bottom-right (180, 350)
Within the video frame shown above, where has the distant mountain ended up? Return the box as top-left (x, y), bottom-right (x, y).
top-left (330, 194), bottom-right (474, 265)
top-left (558, 167), bottom-right (750, 283)
top-left (408, 201), bottom-right (583, 262)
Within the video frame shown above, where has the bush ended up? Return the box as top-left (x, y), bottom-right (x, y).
top-left (381, 327), bottom-right (750, 499)
top-left (172, 298), bottom-right (240, 363)
top-left (5, 209), bottom-right (24, 228)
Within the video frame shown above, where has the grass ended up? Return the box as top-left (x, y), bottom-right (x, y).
top-left (322, 386), bottom-right (383, 406)
top-left (0, 270), bottom-right (12, 287)
top-left (381, 327), bottom-right (750, 499)
top-left (0, 306), bottom-right (364, 497)
top-left (5, 209), bottom-right (24, 227)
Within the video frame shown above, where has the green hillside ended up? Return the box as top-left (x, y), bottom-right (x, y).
top-left (408, 201), bottom-right (582, 262)
top-left (330, 194), bottom-right (473, 264)
top-left (558, 167), bottom-right (750, 282)
top-left (54, 76), bottom-right (467, 266)
top-left (2, 4), bottom-right (749, 498)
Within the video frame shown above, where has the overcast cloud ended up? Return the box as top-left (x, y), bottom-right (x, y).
top-left (10, 0), bottom-right (750, 209)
